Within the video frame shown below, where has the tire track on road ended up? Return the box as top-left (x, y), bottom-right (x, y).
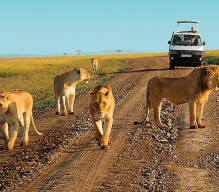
top-left (23, 57), bottom-right (167, 192)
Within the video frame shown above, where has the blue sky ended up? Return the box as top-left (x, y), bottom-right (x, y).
top-left (1, 0), bottom-right (219, 55)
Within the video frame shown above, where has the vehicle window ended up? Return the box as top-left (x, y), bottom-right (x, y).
top-left (172, 35), bottom-right (201, 46)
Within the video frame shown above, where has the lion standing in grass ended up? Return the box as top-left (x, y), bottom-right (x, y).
top-left (89, 85), bottom-right (115, 149)
top-left (0, 91), bottom-right (43, 150)
top-left (54, 68), bottom-right (90, 116)
top-left (134, 65), bottom-right (219, 129)
top-left (91, 58), bottom-right (98, 71)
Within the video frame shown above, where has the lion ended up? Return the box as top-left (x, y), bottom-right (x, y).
top-left (54, 68), bottom-right (90, 116)
top-left (91, 58), bottom-right (98, 71)
top-left (0, 91), bottom-right (43, 151)
top-left (134, 65), bottom-right (219, 129)
top-left (89, 84), bottom-right (115, 149)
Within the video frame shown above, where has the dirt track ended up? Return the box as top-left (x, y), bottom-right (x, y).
top-left (1, 57), bottom-right (219, 191)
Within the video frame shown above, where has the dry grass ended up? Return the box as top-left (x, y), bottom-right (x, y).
top-left (0, 56), bottom-right (129, 110)
top-left (205, 49), bottom-right (219, 56)
top-left (0, 52), bottom-right (167, 72)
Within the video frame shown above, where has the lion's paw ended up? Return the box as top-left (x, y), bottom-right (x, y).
top-left (101, 145), bottom-right (110, 150)
top-left (55, 112), bottom-right (61, 116)
top-left (190, 125), bottom-right (198, 129)
top-left (69, 111), bottom-right (75, 115)
top-left (20, 141), bottom-right (28, 147)
top-left (62, 111), bottom-right (68, 116)
top-left (7, 143), bottom-right (14, 151)
top-left (198, 124), bottom-right (206, 128)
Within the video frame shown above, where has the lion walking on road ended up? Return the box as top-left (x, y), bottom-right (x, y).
top-left (89, 85), bottom-right (115, 149)
top-left (0, 91), bottom-right (43, 150)
top-left (134, 65), bottom-right (219, 129)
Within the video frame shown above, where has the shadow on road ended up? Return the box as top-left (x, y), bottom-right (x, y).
top-left (109, 68), bottom-right (169, 74)
top-left (108, 67), bottom-right (191, 75)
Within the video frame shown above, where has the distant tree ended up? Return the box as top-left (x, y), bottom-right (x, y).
top-left (116, 50), bottom-right (122, 53)
top-left (76, 50), bottom-right (81, 55)
top-left (64, 53), bottom-right (67, 56)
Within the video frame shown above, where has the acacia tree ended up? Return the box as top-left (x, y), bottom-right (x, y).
top-left (116, 50), bottom-right (122, 53)
top-left (75, 50), bottom-right (81, 55)
top-left (64, 53), bottom-right (67, 56)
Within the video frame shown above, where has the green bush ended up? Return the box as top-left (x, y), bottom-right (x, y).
top-left (204, 56), bottom-right (219, 65)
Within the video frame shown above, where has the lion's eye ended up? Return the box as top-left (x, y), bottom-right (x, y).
top-left (0, 104), bottom-right (3, 108)
top-left (103, 102), bottom-right (106, 106)
top-left (94, 103), bottom-right (98, 107)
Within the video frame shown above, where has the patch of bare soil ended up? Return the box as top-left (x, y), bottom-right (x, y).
top-left (0, 57), bottom-right (219, 192)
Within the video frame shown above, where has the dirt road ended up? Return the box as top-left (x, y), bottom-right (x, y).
top-left (1, 57), bottom-right (219, 191)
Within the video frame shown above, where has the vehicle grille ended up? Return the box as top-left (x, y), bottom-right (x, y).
top-left (181, 50), bottom-right (192, 54)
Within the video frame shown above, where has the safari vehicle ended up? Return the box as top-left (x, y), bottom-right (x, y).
top-left (168, 20), bottom-right (206, 69)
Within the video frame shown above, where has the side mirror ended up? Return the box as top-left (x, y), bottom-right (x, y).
top-left (203, 41), bottom-right (206, 45)
top-left (168, 41), bottom-right (171, 44)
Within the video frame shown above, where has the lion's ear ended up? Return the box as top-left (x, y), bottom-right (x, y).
top-left (105, 91), bottom-right (109, 96)
top-left (207, 67), bottom-right (215, 78)
top-left (89, 91), bottom-right (94, 98)
top-left (0, 91), bottom-right (6, 97)
top-left (104, 91), bottom-right (112, 98)
top-left (4, 92), bottom-right (10, 100)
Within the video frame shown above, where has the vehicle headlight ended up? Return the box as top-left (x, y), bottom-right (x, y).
top-left (192, 51), bottom-right (204, 56)
top-left (170, 51), bottom-right (177, 54)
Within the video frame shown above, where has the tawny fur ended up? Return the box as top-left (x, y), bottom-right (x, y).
top-left (54, 68), bottom-right (90, 116)
top-left (134, 65), bottom-right (219, 129)
top-left (0, 91), bottom-right (43, 150)
top-left (91, 58), bottom-right (98, 71)
top-left (89, 85), bottom-right (115, 149)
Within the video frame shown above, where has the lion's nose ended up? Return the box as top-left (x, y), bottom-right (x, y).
top-left (98, 112), bottom-right (103, 115)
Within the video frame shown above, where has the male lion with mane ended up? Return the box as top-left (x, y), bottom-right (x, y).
top-left (134, 65), bottom-right (219, 129)
top-left (0, 91), bottom-right (43, 151)
top-left (89, 85), bottom-right (115, 149)
top-left (54, 68), bottom-right (90, 115)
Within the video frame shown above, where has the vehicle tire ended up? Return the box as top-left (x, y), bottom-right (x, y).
top-left (169, 62), bottom-right (175, 69)
top-left (199, 61), bottom-right (203, 67)
top-left (196, 61), bottom-right (203, 67)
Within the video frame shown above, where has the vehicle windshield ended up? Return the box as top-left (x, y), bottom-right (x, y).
top-left (172, 34), bottom-right (201, 46)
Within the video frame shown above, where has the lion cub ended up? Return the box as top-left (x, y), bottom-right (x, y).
top-left (89, 85), bottom-right (115, 149)
top-left (54, 68), bottom-right (90, 115)
top-left (0, 91), bottom-right (43, 150)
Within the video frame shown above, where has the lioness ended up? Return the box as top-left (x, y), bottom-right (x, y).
top-left (89, 85), bottom-right (115, 149)
top-left (134, 65), bottom-right (219, 129)
top-left (54, 68), bottom-right (90, 115)
top-left (0, 91), bottom-right (43, 150)
top-left (91, 58), bottom-right (98, 71)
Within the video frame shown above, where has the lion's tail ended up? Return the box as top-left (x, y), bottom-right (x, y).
top-left (30, 113), bottom-right (44, 136)
top-left (134, 88), bottom-right (151, 125)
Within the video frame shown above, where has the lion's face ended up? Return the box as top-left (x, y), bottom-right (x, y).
top-left (79, 68), bottom-right (90, 83)
top-left (207, 66), bottom-right (219, 90)
top-left (212, 72), bottom-right (219, 90)
top-left (0, 92), bottom-right (10, 115)
top-left (89, 89), bottom-right (111, 120)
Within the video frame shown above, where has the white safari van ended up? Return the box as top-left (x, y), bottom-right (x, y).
top-left (168, 20), bottom-right (206, 69)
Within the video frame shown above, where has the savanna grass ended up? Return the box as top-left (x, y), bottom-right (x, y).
top-left (0, 50), bottom-right (216, 111)
top-left (0, 55), bottom-right (133, 110)
top-left (204, 49), bottom-right (219, 66)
